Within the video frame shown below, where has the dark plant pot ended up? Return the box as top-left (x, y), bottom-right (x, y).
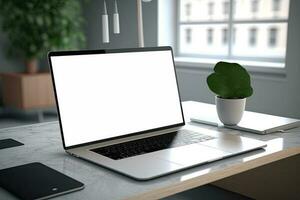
top-left (25, 59), bottom-right (39, 74)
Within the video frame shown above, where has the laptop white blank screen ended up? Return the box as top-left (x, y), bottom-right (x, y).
top-left (50, 50), bottom-right (184, 148)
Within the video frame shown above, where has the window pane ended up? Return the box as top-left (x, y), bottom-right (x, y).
top-left (180, 0), bottom-right (229, 22)
top-left (232, 23), bottom-right (287, 58)
top-left (179, 24), bottom-right (228, 56)
top-left (177, 0), bottom-right (289, 63)
top-left (233, 0), bottom-right (290, 20)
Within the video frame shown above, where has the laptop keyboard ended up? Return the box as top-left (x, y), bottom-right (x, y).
top-left (91, 130), bottom-right (216, 160)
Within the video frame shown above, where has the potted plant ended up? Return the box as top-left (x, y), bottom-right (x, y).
top-left (207, 61), bottom-right (253, 125)
top-left (0, 0), bottom-right (85, 73)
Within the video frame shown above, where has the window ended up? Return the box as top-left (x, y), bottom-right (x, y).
top-left (222, 28), bottom-right (228, 45)
top-left (249, 28), bottom-right (257, 46)
top-left (269, 27), bottom-right (278, 47)
top-left (185, 28), bottom-right (192, 43)
top-left (208, 2), bottom-right (214, 16)
top-left (207, 28), bottom-right (213, 44)
top-left (232, 0), bottom-right (236, 14)
top-left (185, 3), bottom-right (191, 17)
top-left (251, 0), bottom-right (259, 13)
top-left (223, 1), bottom-right (229, 15)
top-left (232, 27), bottom-right (236, 44)
top-left (272, 0), bottom-right (281, 12)
top-left (178, 0), bottom-right (290, 63)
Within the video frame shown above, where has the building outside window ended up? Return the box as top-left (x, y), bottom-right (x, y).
top-left (251, 0), bottom-right (259, 13)
top-left (207, 28), bottom-right (213, 44)
top-left (222, 28), bottom-right (228, 45)
top-left (208, 2), bottom-right (214, 16)
top-left (185, 28), bottom-right (192, 43)
top-left (232, 27), bottom-right (236, 44)
top-left (178, 0), bottom-right (289, 64)
top-left (185, 3), bottom-right (191, 17)
top-left (232, 0), bottom-right (236, 14)
top-left (249, 27), bottom-right (257, 46)
top-left (273, 0), bottom-right (281, 11)
top-left (223, 1), bottom-right (229, 15)
top-left (269, 27), bottom-right (278, 47)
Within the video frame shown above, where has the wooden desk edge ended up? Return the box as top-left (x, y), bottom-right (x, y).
top-left (126, 147), bottom-right (300, 200)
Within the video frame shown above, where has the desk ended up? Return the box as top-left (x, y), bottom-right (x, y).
top-left (0, 101), bottom-right (300, 200)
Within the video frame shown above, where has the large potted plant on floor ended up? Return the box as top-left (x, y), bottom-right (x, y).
top-left (0, 0), bottom-right (85, 73)
top-left (207, 61), bottom-right (253, 125)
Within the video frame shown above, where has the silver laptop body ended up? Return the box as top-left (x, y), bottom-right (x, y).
top-left (48, 47), bottom-right (266, 180)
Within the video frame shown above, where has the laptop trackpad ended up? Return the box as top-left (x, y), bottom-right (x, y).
top-left (156, 144), bottom-right (230, 167)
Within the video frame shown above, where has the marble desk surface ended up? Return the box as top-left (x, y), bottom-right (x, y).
top-left (0, 101), bottom-right (300, 200)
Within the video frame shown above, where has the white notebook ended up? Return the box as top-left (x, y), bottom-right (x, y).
top-left (189, 103), bottom-right (300, 134)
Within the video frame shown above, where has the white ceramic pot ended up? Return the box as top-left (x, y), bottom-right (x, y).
top-left (215, 96), bottom-right (246, 126)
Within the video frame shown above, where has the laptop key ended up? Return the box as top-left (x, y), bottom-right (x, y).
top-left (91, 130), bottom-right (216, 160)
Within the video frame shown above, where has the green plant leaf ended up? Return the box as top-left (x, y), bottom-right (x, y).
top-left (207, 61), bottom-right (253, 99)
top-left (0, 0), bottom-right (86, 60)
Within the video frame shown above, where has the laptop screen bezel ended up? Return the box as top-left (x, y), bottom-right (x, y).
top-left (48, 46), bottom-right (185, 150)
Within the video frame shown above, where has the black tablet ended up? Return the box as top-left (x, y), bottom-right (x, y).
top-left (0, 162), bottom-right (84, 200)
top-left (0, 139), bottom-right (24, 150)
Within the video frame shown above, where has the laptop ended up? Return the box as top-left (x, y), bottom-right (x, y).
top-left (48, 46), bottom-right (266, 180)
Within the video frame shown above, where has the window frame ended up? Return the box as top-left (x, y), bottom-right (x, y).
top-left (176, 0), bottom-right (289, 64)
